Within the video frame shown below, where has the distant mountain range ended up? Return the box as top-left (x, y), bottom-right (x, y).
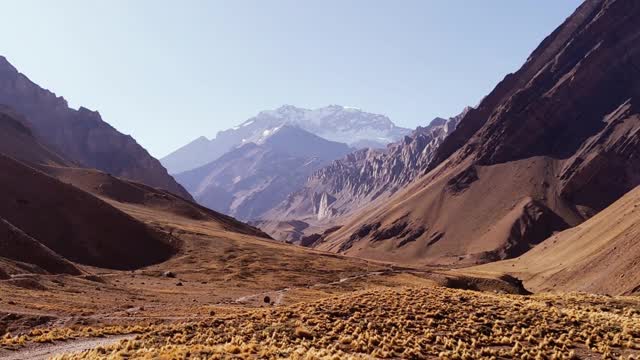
top-left (161, 105), bottom-right (411, 174)
top-left (166, 103), bottom-right (467, 228)
top-left (256, 108), bottom-right (469, 243)
top-left (175, 125), bottom-right (352, 220)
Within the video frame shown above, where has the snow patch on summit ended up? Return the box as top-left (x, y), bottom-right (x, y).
top-left (162, 105), bottom-right (412, 174)
top-left (227, 105), bottom-right (411, 149)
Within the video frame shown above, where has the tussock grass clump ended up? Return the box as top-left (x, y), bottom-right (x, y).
top-left (46, 286), bottom-right (640, 359)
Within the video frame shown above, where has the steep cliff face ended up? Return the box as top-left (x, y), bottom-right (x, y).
top-left (318, 0), bottom-right (640, 265)
top-left (266, 109), bottom-right (468, 223)
top-left (0, 56), bottom-right (191, 200)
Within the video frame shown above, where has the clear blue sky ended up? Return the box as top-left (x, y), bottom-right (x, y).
top-left (1, 1), bottom-right (582, 158)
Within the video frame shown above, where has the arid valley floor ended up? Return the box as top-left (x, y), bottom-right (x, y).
top-left (1, 198), bottom-right (639, 359)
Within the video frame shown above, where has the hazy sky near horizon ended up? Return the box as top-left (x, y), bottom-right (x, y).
top-left (1, 1), bottom-right (582, 157)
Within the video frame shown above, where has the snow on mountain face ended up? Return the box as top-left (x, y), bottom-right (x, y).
top-left (216, 105), bottom-right (410, 149)
top-left (161, 105), bottom-right (411, 174)
top-left (252, 105), bottom-right (410, 146)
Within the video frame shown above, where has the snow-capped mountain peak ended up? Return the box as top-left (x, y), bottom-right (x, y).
top-left (161, 105), bottom-right (411, 174)
top-left (237, 104), bottom-right (410, 146)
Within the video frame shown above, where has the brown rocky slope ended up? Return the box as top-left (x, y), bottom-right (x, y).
top-left (44, 165), bottom-right (270, 238)
top-left (0, 56), bottom-right (191, 199)
top-left (0, 218), bottom-right (81, 277)
top-left (0, 110), bottom-right (268, 275)
top-left (316, 0), bottom-right (640, 266)
top-left (473, 185), bottom-right (640, 295)
top-left (0, 153), bottom-right (176, 270)
top-left (0, 106), bottom-right (72, 167)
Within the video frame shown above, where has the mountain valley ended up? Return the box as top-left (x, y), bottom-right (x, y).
top-left (1, 1), bottom-right (640, 359)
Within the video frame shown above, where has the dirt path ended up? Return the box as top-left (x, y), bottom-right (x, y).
top-left (0, 334), bottom-right (133, 360)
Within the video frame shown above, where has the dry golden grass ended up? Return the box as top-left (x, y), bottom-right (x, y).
top-left (52, 286), bottom-right (640, 359)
